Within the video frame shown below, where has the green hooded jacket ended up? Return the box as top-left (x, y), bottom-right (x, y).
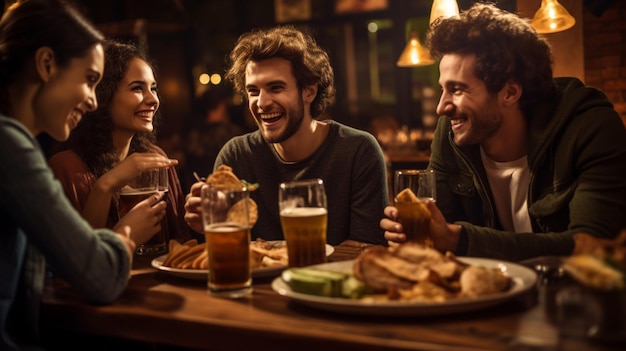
top-left (429, 77), bottom-right (626, 261)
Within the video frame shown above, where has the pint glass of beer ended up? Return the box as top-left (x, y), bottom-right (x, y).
top-left (201, 184), bottom-right (252, 298)
top-left (279, 178), bottom-right (328, 267)
top-left (118, 168), bottom-right (167, 255)
top-left (393, 169), bottom-right (436, 246)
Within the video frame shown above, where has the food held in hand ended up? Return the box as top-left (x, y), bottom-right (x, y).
top-left (205, 165), bottom-right (259, 226)
top-left (395, 188), bottom-right (432, 245)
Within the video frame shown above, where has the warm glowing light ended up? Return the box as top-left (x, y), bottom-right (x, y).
top-left (210, 73), bottom-right (222, 85)
top-left (396, 32), bottom-right (434, 67)
top-left (367, 22), bottom-right (378, 33)
top-left (531, 0), bottom-right (575, 34)
top-left (198, 73), bottom-right (210, 85)
top-left (429, 0), bottom-right (460, 25)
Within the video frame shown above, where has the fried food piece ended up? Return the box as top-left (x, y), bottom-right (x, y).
top-left (353, 242), bottom-right (511, 302)
top-left (191, 249), bottom-right (208, 269)
top-left (250, 239), bottom-right (288, 268)
top-left (227, 198), bottom-right (258, 226)
top-left (163, 239), bottom-right (198, 267)
top-left (177, 244), bottom-right (206, 269)
top-left (162, 240), bottom-right (182, 266)
top-left (395, 188), bottom-right (432, 246)
top-left (396, 188), bottom-right (421, 203)
top-left (459, 265), bottom-right (511, 298)
top-left (206, 165), bottom-right (259, 226)
top-left (352, 246), bottom-right (414, 291)
top-left (396, 281), bottom-right (454, 302)
top-left (162, 239), bottom-right (289, 270)
top-left (563, 255), bottom-right (624, 291)
top-left (206, 165), bottom-right (242, 189)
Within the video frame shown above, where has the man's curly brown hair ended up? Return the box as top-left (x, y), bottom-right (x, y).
top-left (225, 25), bottom-right (335, 118)
top-left (426, 3), bottom-right (556, 115)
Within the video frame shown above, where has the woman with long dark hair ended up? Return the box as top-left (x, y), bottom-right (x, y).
top-left (0, 1), bottom-right (162, 349)
top-left (49, 40), bottom-right (191, 245)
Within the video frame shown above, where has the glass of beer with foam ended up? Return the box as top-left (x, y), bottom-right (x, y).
top-left (201, 184), bottom-right (252, 298)
top-left (118, 168), bottom-right (167, 255)
top-left (279, 178), bottom-right (328, 267)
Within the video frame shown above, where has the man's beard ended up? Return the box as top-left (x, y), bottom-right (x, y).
top-left (262, 96), bottom-right (305, 144)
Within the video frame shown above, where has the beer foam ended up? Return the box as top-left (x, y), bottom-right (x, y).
top-left (119, 188), bottom-right (157, 196)
top-left (206, 223), bottom-right (248, 233)
top-left (280, 207), bottom-right (327, 217)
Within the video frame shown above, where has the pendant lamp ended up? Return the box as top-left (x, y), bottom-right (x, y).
top-left (531, 0), bottom-right (576, 34)
top-left (429, 0), bottom-right (460, 25)
top-left (396, 32), bottom-right (434, 67)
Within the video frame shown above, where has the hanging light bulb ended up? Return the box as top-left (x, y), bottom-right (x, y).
top-left (429, 0), bottom-right (460, 25)
top-left (531, 0), bottom-right (576, 34)
top-left (396, 32), bottom-right (434, 67)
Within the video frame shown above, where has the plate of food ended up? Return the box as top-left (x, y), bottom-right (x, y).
top-left (151, 239), bottom-right (334, 280)
top-left (271, 243), bottom-right (537, 316)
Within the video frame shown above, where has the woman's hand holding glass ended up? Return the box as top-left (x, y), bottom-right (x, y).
top-left (99, 152), bottom-right (177, 192)
top-left (115, 191), bottom-right (166, 245)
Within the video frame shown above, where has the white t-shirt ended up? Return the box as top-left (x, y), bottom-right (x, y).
top-left (480, 148), bottom-right (532, 233)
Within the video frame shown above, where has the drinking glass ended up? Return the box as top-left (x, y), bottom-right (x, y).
top-left (118, 169), bottom-right (167, 255)
top-left (201, 184), bottom-right (252, 298)
top-left (278, 178), bottom-right (328, 267)
top-left (393, 169), bottom-right (436, 245)
top-left (156, 167), bottom-right (170, 247)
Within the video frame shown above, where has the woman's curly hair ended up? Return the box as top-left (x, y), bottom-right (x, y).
top-left (225, 25), bottom-right (335, 118)
top-left (65, 40), bottom-right (160, 178)
top-left (426, 3), bottom-right (556, 115)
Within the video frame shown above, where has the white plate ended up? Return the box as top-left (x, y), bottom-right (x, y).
top-left (271, 257), bottom-right (537, 316)
top-left (151, 242), bottom-right (335, 280)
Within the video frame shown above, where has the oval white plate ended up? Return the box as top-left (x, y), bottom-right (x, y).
top-left (271, 257), bottom-right (537, 316)
top-left (151, 242), bottom-right (334, 280)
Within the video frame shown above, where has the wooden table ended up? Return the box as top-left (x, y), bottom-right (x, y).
top-left (40, 241), bottom-right (623, 351)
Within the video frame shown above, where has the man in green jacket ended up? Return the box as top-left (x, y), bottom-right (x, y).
top-left (381, 3), bottom-right (626, 261)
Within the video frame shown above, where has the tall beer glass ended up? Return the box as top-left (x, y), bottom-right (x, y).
top-left (201, 184), bottom-right (252, 298)
top-left (279, 178), bottom-right (327, 267)
top-left (393, 169), bottom-right (436, 246)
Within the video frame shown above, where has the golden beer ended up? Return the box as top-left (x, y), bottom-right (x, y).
top-left (205, 223), bottom-right (251, 294)
top-left (395, 198), bottom-right (433, 246)
top-left (280, 207), bottom-right (327, 267)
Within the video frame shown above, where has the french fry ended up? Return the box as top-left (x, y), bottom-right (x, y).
top-left (167, 245), bottom-right (191, 268)
top-left (173, 243), bottom-right (204, 269)
top-left (167, 239), bottom-right (198, 268)
top-left (162, 239), bottom-right (184, 266)
top-left (183, 239), bottom-right (199, 247)
top-left (191, 249), bottom-right (208, 269)
top-left (161, 238), bottom-right (287, 271)
top-left (199, 256), bottom-right (208, 269)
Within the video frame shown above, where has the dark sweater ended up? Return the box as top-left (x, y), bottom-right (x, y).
top-left (214, 120), bottom-right (389, 246)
